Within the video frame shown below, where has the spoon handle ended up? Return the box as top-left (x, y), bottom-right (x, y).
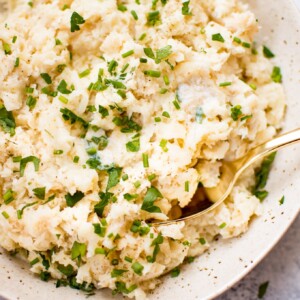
top-left (238, 128), bottom-right (300, 173)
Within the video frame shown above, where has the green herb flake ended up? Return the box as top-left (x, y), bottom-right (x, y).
top-left (131, 262), bottom-right (144, 276)
top-left (126, 139), bottom-right (140, 152)
top-left (184, 181), bottom-right (189, 192)
top-left (263, 46), bottom-right (275, 58)
top-left (147, 11), bottom-right (160, 26)
top-left (170, 267), bottom-right (180, 278)
top-left (122, 50), bottom-right (134, 58)
top-left (3, 189), bottom-right (14, 204)
top-left (231, 105), bottom-right (243, 121)
top-left (113, 281), bottom-right (137, 295)
top-left (3, 42), bottom-right (11, 55)
top-left (0, 105), bottom-right (16, 136)
top-left (131, 10), bottom-right (138, 20)
top-left (58, 95), bottom-right (68, 104)
top-left (144, 70), bottom-right (161, 78)
top-left (139, 33), bottom-right (147, 41)
top-left (70, 12), bottom-right (85, 32)
top-left (30, 257), bottom-right (39, 266)
top-left (79, 69), bottom-right (91, 78)
top-left (219, 222), bottom-right (227, 229)
top-left (141, 186), bottom-right (162, 213)
top-left (26, 96), bottom-right (37, 110)
top-left (41, 87), bottom-right (58, 97)
top-left (258, 281), bottom-right (269, 299)
top-left (142, 153), bottom-right (149, 168)
top-left (233, 37), bottom-right (241, 44)
top-left (199, 237), bottom-right (206, 245)
top-left (40, 73), bottom-right (52, 84)
top-left (95, 248), bottom-right (106, 255)
top-left (117, 4), bottom-right (127, 12)
top-left (219, 82), bottom-right (232, 87)
top-left (1, 211), bottom-right (9, 219)
top-left (20, 156), bottom-right (40, 177)
top-left (254, 190), bottom-right (269, 202)
top-left (111, 269), bottom-right (128, 278)
top-left (279, 196), bottom-right (285, 205)
top-left (71, 241), bottom-right (87, 260)
top-left (60, 108), bottom-right (88, 128)
top-left (53, 150), bottom-right (64, 155)
top-left (65, 191), bottom-right (84, 207)
top-left (182, 1), bottom-right (192, 16)
top-left (93, 223), bottom-right (106, 237)
top-left (106, 167), bottom-right (122, 191)
top-left (57, 80), bottom-right (72, 94)
top-left (17, 201), bottom-right (38, 219)
top-left (14, 57), bottom-right (20, 68)
top-left (33, 187), bottom-right (46, 200)
top-left (271, 66), bottom-right (282, 83)
top-left (57, 264), bottom-right (74, 276)
top-left (162, 111), bottom-right (170, 118)
top-left (172, 100), bottom-right (181, 110)
top-left (73, 156), bottom-right (79, 163)
top-left (212, 33), bottom-right (225, 43)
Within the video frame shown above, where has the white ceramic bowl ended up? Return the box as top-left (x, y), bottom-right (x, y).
top-left (0, 1), bottom-right (300, 299)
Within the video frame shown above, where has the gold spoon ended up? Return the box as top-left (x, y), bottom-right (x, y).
top-left (155, 128), bottom-right (300, 226)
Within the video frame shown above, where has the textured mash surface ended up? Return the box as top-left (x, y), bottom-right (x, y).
top-left (0, 0), bottom-right (285, 298)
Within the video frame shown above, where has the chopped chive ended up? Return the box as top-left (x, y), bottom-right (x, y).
top-left (73, 156), bottom-right (79, 163)
top-left (131, 10), bottom-right (138, 20)
top-left (13, 156), bottom-right (22, 163)
top-left (271, 66), bottom-right (282, 83)
top-left (134, 181), bottom-right (141, 188)
top-left (108, 60), bottom-right (118, 74)
top-left (117, 4), bottom-right (127, 12)
top-left (122, 50), bottom-right (134, 58)
top-left (160, 88), bottom-right (168, 94)
top-left (242, 42), bottom-right (251, 48)
top-left (14, 57), bottom-right (20, 68)
top-left (12, 36), bottom-right (17, 43)
top-left (219, 82), bottom-right (232, 87)
top-left (184, 181), bottom-right (189, 192)
top-left (159, 139), bottom-right (168, 152)
top-left (148, 174), bottom-right (156, 181)
top-left (172, 100), bottom-right (180, 110)
top-left (233, 37), bottom-right (241, 44)
top-left (55, 38), bottom-right (62, 45)
top-left (163, 75), bottom-right (170, 86)
top-left (139, 58), bottom-right (147, 63)
top-left (30, 257), bottom-right (39, 266)
top-left (95, 248), bottom-right (106, 255)
top-left (79, 69), bottom-right (91, 78)
top-left (125, 256), bottom-right (133, 263)
top-left (249, 83), bottom-right (257, 90)
top-left (170, 267), bottom-right (180, 278)
top-left (144, 70), bottom-right (161, 78)
top-left (1, 211), bottom-right (9, 219)
top-left (3, 189), bottom-right (14, 204)
top-left (117, 90), bottom-right (127, 99)
top-left (86, 147), bottom-right (97, 155)
top-left (212, 33), bottom-right (225, 43)
top-left (279, 196), bottom-right (285, 205)
top-left (3, 42), bottom-right (12, 55)
top-left (121, 63), bottom-right (129, 73)
top-left (58, 95), bottom-right (68, 104)
top-left (154, 117), bottom-right (161, 122)
top-left (142, 153), bottom-right (149, 168)
top-left (40, 73), bottom-right (52, 84)
top-left (53, 150), bottom-right (63, 155)
top-left (132, 262), bottom-right (144, 275)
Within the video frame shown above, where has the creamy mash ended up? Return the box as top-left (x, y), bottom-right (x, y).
top-left (0, 0), bottom-right (285, 298)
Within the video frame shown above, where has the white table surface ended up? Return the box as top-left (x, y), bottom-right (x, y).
top-left (0, 2), bottom-right (299, 300)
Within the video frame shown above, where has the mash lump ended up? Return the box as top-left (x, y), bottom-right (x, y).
top-left (0, 0), bottom-right (284, 298)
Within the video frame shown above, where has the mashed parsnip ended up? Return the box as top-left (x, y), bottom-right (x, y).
top-left (0, 0), bottom-right (285, 298)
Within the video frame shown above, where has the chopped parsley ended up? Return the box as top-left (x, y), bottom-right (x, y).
top-left (57, 264), bottom-right (75, 276)
top-left (20, 156), bottom-right (40, 177)
top-left (279, 196), bottom-right (285, 205)
top-left (65, 191), bottom-right (84, 207)
top-left (182, 1), bottom-right (192, 16)
top-left (106, 167), bottom-right (122, 191)
top-left (170, 267), bottom-right (180, 277)
top-left (131, 262), bottom-right (144, 276)
top-left (0, 104), bottom-right (16, 136)
top-left (144, 45), bottom-right (172, 64)
top-left (60, 108), bottom-right (88, 128)
top-left (263, 46), bottom-right (275, 58)
top-left (26, 96), bottom-right (37, 110)
top-left (40, 73), bottom-right (52, 84)
top-left (94, 192), bottom-right (113, 217)
top-left (212, 33), bottom-right (225, 43)
top-left (271, 66), bottom-right (282, 83)
top-left (258, 281), bottom-right (269, 298)
top-left (33, 187), bottom-right (46, 200)
top-left (71, 241), bottom-right (87, 260)
top-left (70, 12), bottom-right (85, 32)
top-left (126, 139), bottom-right (140, 152)
top-left (147, 11), bottom-right (160, 26)
top-left (231, 105), bottom-right (243, 121)
top-left (57, 80), bottom-right (72, 94)
top-left (141, 186), bottom-right (162, 213)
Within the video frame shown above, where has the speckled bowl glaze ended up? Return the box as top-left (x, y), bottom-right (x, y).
top-left (0, 1), bottom-right (300, 299)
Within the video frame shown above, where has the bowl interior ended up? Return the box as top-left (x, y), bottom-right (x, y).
top-left (0, 0), bottom-right (300, 299)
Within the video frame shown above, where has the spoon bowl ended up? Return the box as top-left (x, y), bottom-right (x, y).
top-left (154, 128), bottom-right (300, 226)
